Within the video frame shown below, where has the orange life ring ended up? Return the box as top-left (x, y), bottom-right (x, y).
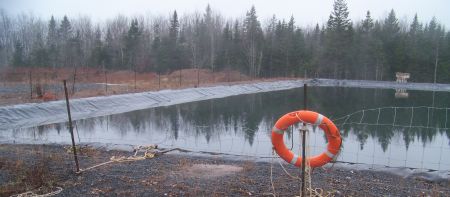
top-left (271, 110), bottom-right (342, 168)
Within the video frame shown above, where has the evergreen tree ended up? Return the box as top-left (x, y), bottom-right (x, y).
top-left (354, 11), bottom-right (376, 79)
top-left (125, 18), bottom-right (141, 71)
top-left (47, 16), bottom-right (58, 68)
top-left (307, 24), bottom-right (323, 77)
top-left (31, 32), bottom-right (49, 67)
top-left (204, 5), bottom-right (216, 70)
top-left (158, 10), bottom-right (183, 72)
top-left (423, 17), bottom-right (444, 82)
top-left (104, 29), bottom-right (114, 69)
top-left (327, 0), bottom-right (351, 32)
top-left (439, 32), bottom-right (450, 82)
top-left (243, 6), bottom-right (264, 77)
top-left (372, 21), bottom-right (387, 80)
top-left (272, 20), bottom-right (285, 76)
top-left (405, 14), bottom-right (423, 80)
top-left (152, 23), bottom-right (162, 72)
top-left (90, 26), bottom-right (105, 67)
top-left (409, 14), bottom-right (422, 36)
top-left (169, 11), bottom-right (179, 43)
top-left (59, 15), bottom-right (72, 42)
top-left (216, 22), bottom-right (232, 70)
top-left (285, 16), bottom-right (303, 76)
top-left (12, 40), bottom-right (26, 67)
top-left (361, 11), bottom-right (374, 34)
top-left (58, 15), bottom-right (72, 67)
top-left (291, 28), bottom-right (307, 77)
top-left (230, 20), bottom-right (245, 71)
top-left (325, 0), bottom-right (353, 78)
top-left (262, 15), bottom-right (277, 77)
top-left (169, 10), bottom-right (180, 71)
top-left (68, 30), bottom-right (82, 68)
top-left (382, 9), bottom-right (402, 79)
top-left (383, 10), bottom-right (400, 38)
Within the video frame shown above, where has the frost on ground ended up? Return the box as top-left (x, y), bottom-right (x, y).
top-left (1, 78), bottom-right (449, 130)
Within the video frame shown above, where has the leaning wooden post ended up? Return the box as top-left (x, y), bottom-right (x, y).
top-left (63, 80), bottom-right (80, 173)
top-left (301, 83), bottom-right (307, 196)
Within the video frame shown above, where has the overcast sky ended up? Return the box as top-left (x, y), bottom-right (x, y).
top-left (1, 0), bottom-right (449, 28)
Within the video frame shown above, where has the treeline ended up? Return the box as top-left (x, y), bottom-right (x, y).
top-left (1, 0), bottom-right (449, 82)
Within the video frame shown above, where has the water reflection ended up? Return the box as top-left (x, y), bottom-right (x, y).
top-left (2, 87), bottom-right (450, 170)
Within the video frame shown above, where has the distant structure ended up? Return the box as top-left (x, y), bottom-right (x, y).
top-left (395, 89), bottom-right (409, 98)
top-left (395, 72), bottom-right (410, 98)
top-left (396, 72), bottom-right (410, 83)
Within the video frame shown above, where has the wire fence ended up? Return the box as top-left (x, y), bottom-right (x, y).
top-left (0, 67), bottom-right (258, 105)
top-left (3, 106), bottom-right (450, 173)
top-left (2, 108), bottom-right (450, 196)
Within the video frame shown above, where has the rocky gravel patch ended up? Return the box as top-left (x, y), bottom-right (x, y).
top-left (1, 144), bottom-right (449, 196)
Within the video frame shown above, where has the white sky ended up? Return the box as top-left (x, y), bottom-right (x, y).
top-left (1, 0), bottom-right (449, 28)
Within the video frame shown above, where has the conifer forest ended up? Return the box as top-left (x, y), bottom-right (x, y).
top-left (1, 0), bottom-right (449, 83)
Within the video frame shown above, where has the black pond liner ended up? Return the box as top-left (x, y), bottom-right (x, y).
top-left (2, 79), bottom-right (450, 130)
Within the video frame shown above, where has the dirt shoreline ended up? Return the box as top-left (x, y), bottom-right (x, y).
top-left (1, 144), bottom-right (449, 196)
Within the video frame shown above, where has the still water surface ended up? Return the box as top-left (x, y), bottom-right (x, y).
top-left (2, 87), bottom-right (450, 171)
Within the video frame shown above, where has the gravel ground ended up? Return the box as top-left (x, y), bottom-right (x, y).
top-left (1, 144), bottom-right (449, 196)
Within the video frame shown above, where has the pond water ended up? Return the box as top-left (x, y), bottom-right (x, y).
top-left (2, 86), bottom-right (450, 171)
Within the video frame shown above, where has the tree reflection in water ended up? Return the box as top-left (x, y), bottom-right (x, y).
top-left (4, 87), bottom-right (450, 170)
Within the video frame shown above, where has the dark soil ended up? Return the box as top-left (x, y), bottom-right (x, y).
top-left (1, 144), bottom-right (449, 196)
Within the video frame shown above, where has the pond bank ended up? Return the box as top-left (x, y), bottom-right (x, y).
top-left (2, 78), bottom-right (450, 130)
top-left (1, 144), bottom-right (448, 196)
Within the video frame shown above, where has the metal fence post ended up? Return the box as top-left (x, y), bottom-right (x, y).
top-left (197, 68), bottom-right (200, 87)
top-left (29, 71), bottom-right (32, 99)
top-left (158, 73), bottom-right (161, 90)
top-left (63, 80), bottom-right (80, 173)
top-left (104, 70), bottom-right (108, 94)
top-left (301, 83), bottom-right (307, 196)
top-left (179, 69), bottom-right (182, 87)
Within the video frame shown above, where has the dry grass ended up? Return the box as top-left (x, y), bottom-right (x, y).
top-left (63, 145), bottom-right (101, 157)
top-left (1, 67), bottom-right (292, 106)
top-left (0, 155), bottom-right (58, 196)
top-left (0, 145), bottom-right (70, 196)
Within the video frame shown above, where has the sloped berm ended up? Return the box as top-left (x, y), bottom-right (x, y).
top-left (1, 79), bottom-right (449, 130)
